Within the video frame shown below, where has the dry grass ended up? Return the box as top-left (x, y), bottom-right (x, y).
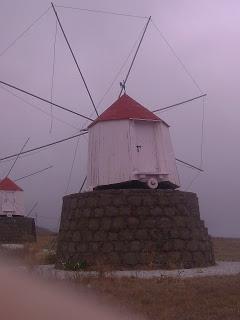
top-left (74, 274), bottom-right (240, 320)
top-left (0, 234), bottom-right (58, 266)
top-left (212, 237), bottom-right (240, 261)
top-left (0, 234), bottom-right (57, 269)
top-left (23, 234), bottom-right (57, 266)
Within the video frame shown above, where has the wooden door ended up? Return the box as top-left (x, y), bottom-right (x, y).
top-left (134, 121), bottom-right (158, 173)
top-left (2, 192), bottom-right (15, 213)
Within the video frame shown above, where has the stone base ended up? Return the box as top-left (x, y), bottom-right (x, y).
top-left (56, 190), bottom-right (215, 270)
top-left (0, 216), bottom-right (36, 243)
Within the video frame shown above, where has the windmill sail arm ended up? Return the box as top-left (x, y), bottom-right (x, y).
top-left (152, 94), bottom-right (207, 113)
top-left (175, 158), bottom-right (203, 172)
top-left (51, 2), bottom-right (99, 117)
top-left (14, 165), bottom-right (53, 182)
top-left (6, 137), bottom-right (30, 177)
top-left (0, 132), bottom-right (88, 162)
top-left (0, 79), bottom-right (94, 121)
top-left (118, 15), bottom-right (151, 97)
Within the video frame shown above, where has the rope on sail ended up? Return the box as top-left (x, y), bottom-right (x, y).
top-left (0, 6), bottom-right (51, 57)
top-left (55, 6), bottom-right (148, 19)
top-left (50, 20), bottom-right (58, 133)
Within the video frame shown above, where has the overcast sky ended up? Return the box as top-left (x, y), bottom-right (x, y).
top-left (0, 0), bottom-right (239, 236)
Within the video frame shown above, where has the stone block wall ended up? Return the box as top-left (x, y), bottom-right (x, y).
top-left (0, 216), bottom-right (36, 243)
top-left (56, 190), bottom-right (215, 270)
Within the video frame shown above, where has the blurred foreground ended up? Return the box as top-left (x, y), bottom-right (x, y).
top-left (0, 258), bottom-right (140, 320)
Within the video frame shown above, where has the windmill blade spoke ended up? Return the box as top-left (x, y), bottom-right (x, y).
top-left (6, 137), bottom-right (30, 177)
top-left (27, 202), bottom-right (38, 217)
top-left (0, 132), bottom-right (88, 162)
top-left (118, 16), bottom-right (151, 97)
top-left (0, 80), bottom-right (94, 121)
top-left (79, 176), bottom-right (87, 192)
top-left (51, 2), bottom-right (99, 117)
top-left (176, 158), bottom-right (203, 172)
top-left (152, 94), bottom-right (207, 113)
top-left (14, 165), bottom-right (53, 182)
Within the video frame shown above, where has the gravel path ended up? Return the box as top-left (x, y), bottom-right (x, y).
top-left (33, 261), bottom-right (240, 280)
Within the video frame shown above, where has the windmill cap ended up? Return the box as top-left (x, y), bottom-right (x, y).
top-left (0, 177), bottom-right (23, 191)
top-left (88, 94), bottom-right (169, 128)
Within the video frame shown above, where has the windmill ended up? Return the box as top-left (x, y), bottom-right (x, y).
top-left (0, 136), bottom-right (52, 243)
top-left (0, 3), bottom-right (205, 194)
top-left (0, 137), bottom-right (53, 217)
top-left (0, 138), bottom-right (53, 244)
top-left (0, 3), bottom-right (215, 270)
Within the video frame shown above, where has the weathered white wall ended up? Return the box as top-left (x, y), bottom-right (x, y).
top-left (160, 124), bottom-right (180, 186)
top-left (87, 119), bottom-right (180, 189)
top-left (0, 191), bottom-right (25, 215)
top-left (131, 119), bottom-right (179, 186)
top-left (87, 120), bottom-right (132, 188)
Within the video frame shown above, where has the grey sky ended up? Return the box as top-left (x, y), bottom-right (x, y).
top-left (0, 0), bottom-right (239, 236)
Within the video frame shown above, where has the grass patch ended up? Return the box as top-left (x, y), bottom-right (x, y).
top-left (22, 234), bottom-right (57, 266)
top-left (74, 274), bottom-right (240, 320)
top-left (212, 237), bottom-right (240, 261)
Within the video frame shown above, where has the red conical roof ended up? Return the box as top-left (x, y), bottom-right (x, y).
top-left (0, 177), bottom-right (23, 191)
top-left (89, 94), bottom-right (165, 128)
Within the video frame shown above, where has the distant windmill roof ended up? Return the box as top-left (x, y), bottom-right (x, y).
top-left (89, 94), bottom-right (168, 127)
top-left (0, 177), bottom-right (23, 191)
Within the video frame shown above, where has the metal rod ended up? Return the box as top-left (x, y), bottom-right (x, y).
top-left (0, 85), bottom-right (81, 131)
top-left (175, 158), bottom-right (203, 172)
top-left (0, 132), bottom-right (88, 162)
top-left (79, 175), bottom-right (87, 192)
top-left (15, 165), bottom-right (53, 182)
top-left (51, 2), bottom-right (99, 117)
top-left (152, 94), bottom-right (207, 113)
top-left (27, 202), bottom-right (38, 217)
top-left (119, 16), bottom-right (151, 98)
top-left (6, 137), bottom-right (30, 177)
top-left (0, 80), bottom-right (94, 121)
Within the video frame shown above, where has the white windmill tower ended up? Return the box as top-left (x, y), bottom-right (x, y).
top-left (0, 177), bottom-right (25, 216)
top-left (87, 94), bottom-right (180, 190)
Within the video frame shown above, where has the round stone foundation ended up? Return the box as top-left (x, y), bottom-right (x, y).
top-left (56, 189), bottom-right (215, 270)
top-left (0, 216), bottom-right (36, 243)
